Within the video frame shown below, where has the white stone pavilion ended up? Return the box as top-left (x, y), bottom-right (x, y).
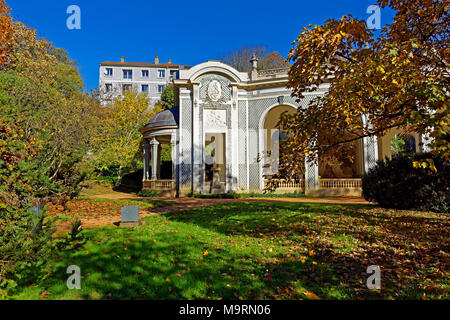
top-left (141, 57), bottom-right (427, 197)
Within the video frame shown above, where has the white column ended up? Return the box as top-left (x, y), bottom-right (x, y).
top-left (143, 139), bottom-right (149, 181)
top-left (150, 137), bottom-right (159, 181)
top-left (231, 85), bottom-right (239, 192)
top-left (171, 133), bottom-right (177, 181)
top-left (246, 100), bottom-right (250, 191)
top-left (192, 83), bottom-right (201, 192)
top-left (421, 132), bottom-right (433, 152)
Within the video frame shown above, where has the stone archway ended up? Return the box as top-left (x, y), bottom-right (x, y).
top-left (260, 104), bottom-right (299, 190)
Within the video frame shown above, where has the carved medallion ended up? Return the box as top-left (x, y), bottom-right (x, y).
top-left (207, 80), bottom-right (222, 102)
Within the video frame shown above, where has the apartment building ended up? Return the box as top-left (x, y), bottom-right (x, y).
top-left (99, 55), bottom-right (190, 106)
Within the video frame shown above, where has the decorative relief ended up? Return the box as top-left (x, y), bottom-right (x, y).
top-left (207, 80), bottom-right (222, 102)
top-left (203, 109), bottom-right (227, 131)
top-left (198, 74), bottom-right (231, 107)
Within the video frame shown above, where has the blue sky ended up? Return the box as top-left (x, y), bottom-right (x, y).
top-left (7, 0), bottom-right (394, 91)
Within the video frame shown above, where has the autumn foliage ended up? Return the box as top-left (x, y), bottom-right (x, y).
top-left (0, 0), bottom-right (12, 66)
top-left (90, 90), bottom-right (162, 186)
top-left (0, 4), bottom-right (99, 292)
top-left (281, 0), bottom-right (449, 166)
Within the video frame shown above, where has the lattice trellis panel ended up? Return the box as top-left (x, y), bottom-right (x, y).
top-left (226, 107), bottom-right (232, 190)
top-left (248, 164), bottom-right (260, 191)
top-left (305, 159), bottom-right (319, 190)
top-left (247, 127), bottom-right (260, 190)
top-left (198, 105), bottom-right (204, 189)
top-left (181, 99), bottom-right (192, 188)
top-left (364, 136), bottom-right (378, 172)
top-left (238, 101), bottom-right (247, 189)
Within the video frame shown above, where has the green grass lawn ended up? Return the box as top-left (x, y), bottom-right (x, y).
top-left (10, 202), bottom-right (449, 300)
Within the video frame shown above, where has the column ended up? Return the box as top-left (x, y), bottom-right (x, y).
top-left (143, 139), bottom-right (149, 181)
top-left (171, 134), bottom-right (177, 182)
top-left (192, 83), bottom-right (202, 192)
top-left (150, 137), bottom-right (159, 181)
top-left (420, 132), bottom-right (433, 152)
top-left (304, 153), bottom-right (319, 196)
top-left (231, 85), bottom-right (239, 192)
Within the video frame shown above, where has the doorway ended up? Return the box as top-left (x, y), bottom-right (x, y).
top-left (204, 132), bottom-right (226, 193)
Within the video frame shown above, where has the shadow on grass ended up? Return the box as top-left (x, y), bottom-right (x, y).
top-left (161, 202), bottom-right (449, 299)
top-left (16, 202), bottom-right (448, 300)
top-left (164, 202), bottom-right (368, 238)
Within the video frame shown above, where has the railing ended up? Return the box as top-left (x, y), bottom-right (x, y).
top-left (257, 68), bottom-right (289, 78)
top-left (264, 179), bottom-right (305, 190)
top-left (143, 180), bottom-right (175, 190)
top-left (319, 179), bottom-right (362, 189)
top-left (264, 178), bottom-right (362, 190)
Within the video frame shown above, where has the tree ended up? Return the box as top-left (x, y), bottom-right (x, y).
top-left (91, 91), bottom-right (162, 186)
top-left (0, 0), bottom-right (12, 67)
top-left (280, 0), bottom-right (449, 169)
top-left (0, 71), bottom-right (100, 206)
top-left (7, 22), bottom-right (60, 84)
top-left (156, 84), bottom-right (175, 110)
top-left (220, 45), bottom-right (289, 72)
top-left (0, 22), bottom-right (102, 205)
top-left (0, 6), bottom-right (95, 293)
top-left (259, 51), bottom-right (290, 70)
top-left (0, 93), bottom-right (56, 293)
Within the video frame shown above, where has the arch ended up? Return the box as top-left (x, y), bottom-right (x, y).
top-left (258, 103), bottom-right (298, 132)
top-left (184, 61), bottom-right (248, 83)
top-left (258, 103), bottom-right (298, 189)
top-left (378, 129), bottom-right (421, 160)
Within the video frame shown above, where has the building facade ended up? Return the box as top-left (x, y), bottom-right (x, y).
top-left (99, 55), bottom-right (190, 106)
top-left (140, 59), bottom-right (428, 197)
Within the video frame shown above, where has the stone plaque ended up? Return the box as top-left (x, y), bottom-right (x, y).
top-left (121, 206), bottom-right (140, 223)
top-left (204, 109), bottom-right (227, 131)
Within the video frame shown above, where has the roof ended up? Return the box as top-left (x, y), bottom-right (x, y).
top-left (100, 61), bottom-right (190, 69)
top-left (141, 107), bottom-right (179, 132)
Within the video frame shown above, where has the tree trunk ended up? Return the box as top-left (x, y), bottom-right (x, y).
top-left (116, 165), bottom-right (122, 187)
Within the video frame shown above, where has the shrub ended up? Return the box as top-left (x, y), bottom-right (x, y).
top-left (0, 206), bottom-right (55, 293)
top-left (362, 153), bottom-right (449, 213)
top-left (190, 192), bottom-right (240, 199)
top-left (137, 189), bottom-right (160, 197)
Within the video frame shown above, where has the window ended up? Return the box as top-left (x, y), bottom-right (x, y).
top-left (105, 83), bottom-right (112, 92)
top-left (158, 85), bottom-right (165, 93)
top-left (123, 84), bottom-right (132, 93)
top-left (158, 70), bottom-right (165, 78)
top-left (123, 70), bottom-right (132, 79)
top-left (105, 68), bottom-right (113, 76)
top-left (142, 70), bottom-right (149, 78)
top-left (170, 70), bottom-right (179, 80)
top-left (141, 84), bottom-right (149, 93)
